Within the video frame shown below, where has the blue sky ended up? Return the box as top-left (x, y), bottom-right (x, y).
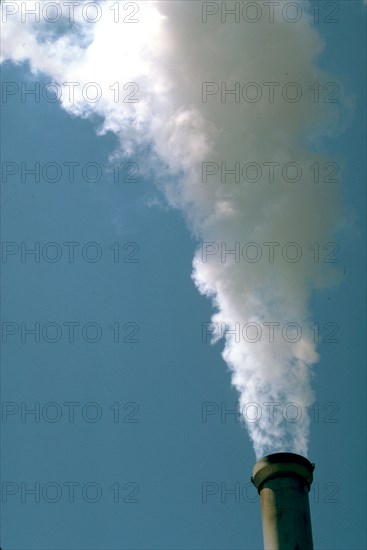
top-left (0, 1), bottom-right (366, 549)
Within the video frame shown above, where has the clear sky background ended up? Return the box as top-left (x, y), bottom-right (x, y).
top-left (0, 1), bottom-right (366, 549)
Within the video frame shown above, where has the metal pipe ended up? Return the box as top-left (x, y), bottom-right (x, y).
top-left (251, 452), bottom-right (314, 550)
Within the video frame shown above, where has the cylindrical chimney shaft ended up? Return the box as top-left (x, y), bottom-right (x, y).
top-left (251, 452), bottom-right (314, 550)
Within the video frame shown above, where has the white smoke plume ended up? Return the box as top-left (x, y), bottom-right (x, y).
top-left (1, 1), bottom-right (344, 458)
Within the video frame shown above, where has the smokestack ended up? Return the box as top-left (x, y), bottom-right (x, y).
top-left (251, 452), bottom-right (314, 550)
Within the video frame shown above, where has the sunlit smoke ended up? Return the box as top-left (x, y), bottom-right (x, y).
top-left (1, 0), bottom-right (345, 457)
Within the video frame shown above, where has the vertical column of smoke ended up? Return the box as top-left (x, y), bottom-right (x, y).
top-left (0, 1), bottom-right (344, 457)
top-left (146, 1), bottom-right (343, 459)
top-left (252, 452), bottom-right (314, 550)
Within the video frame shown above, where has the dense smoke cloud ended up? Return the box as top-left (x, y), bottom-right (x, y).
top-left (1, 0), bottom-right (344, 457)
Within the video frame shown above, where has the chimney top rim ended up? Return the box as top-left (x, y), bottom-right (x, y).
top-left (251, 452), bottom-right (314, 491)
